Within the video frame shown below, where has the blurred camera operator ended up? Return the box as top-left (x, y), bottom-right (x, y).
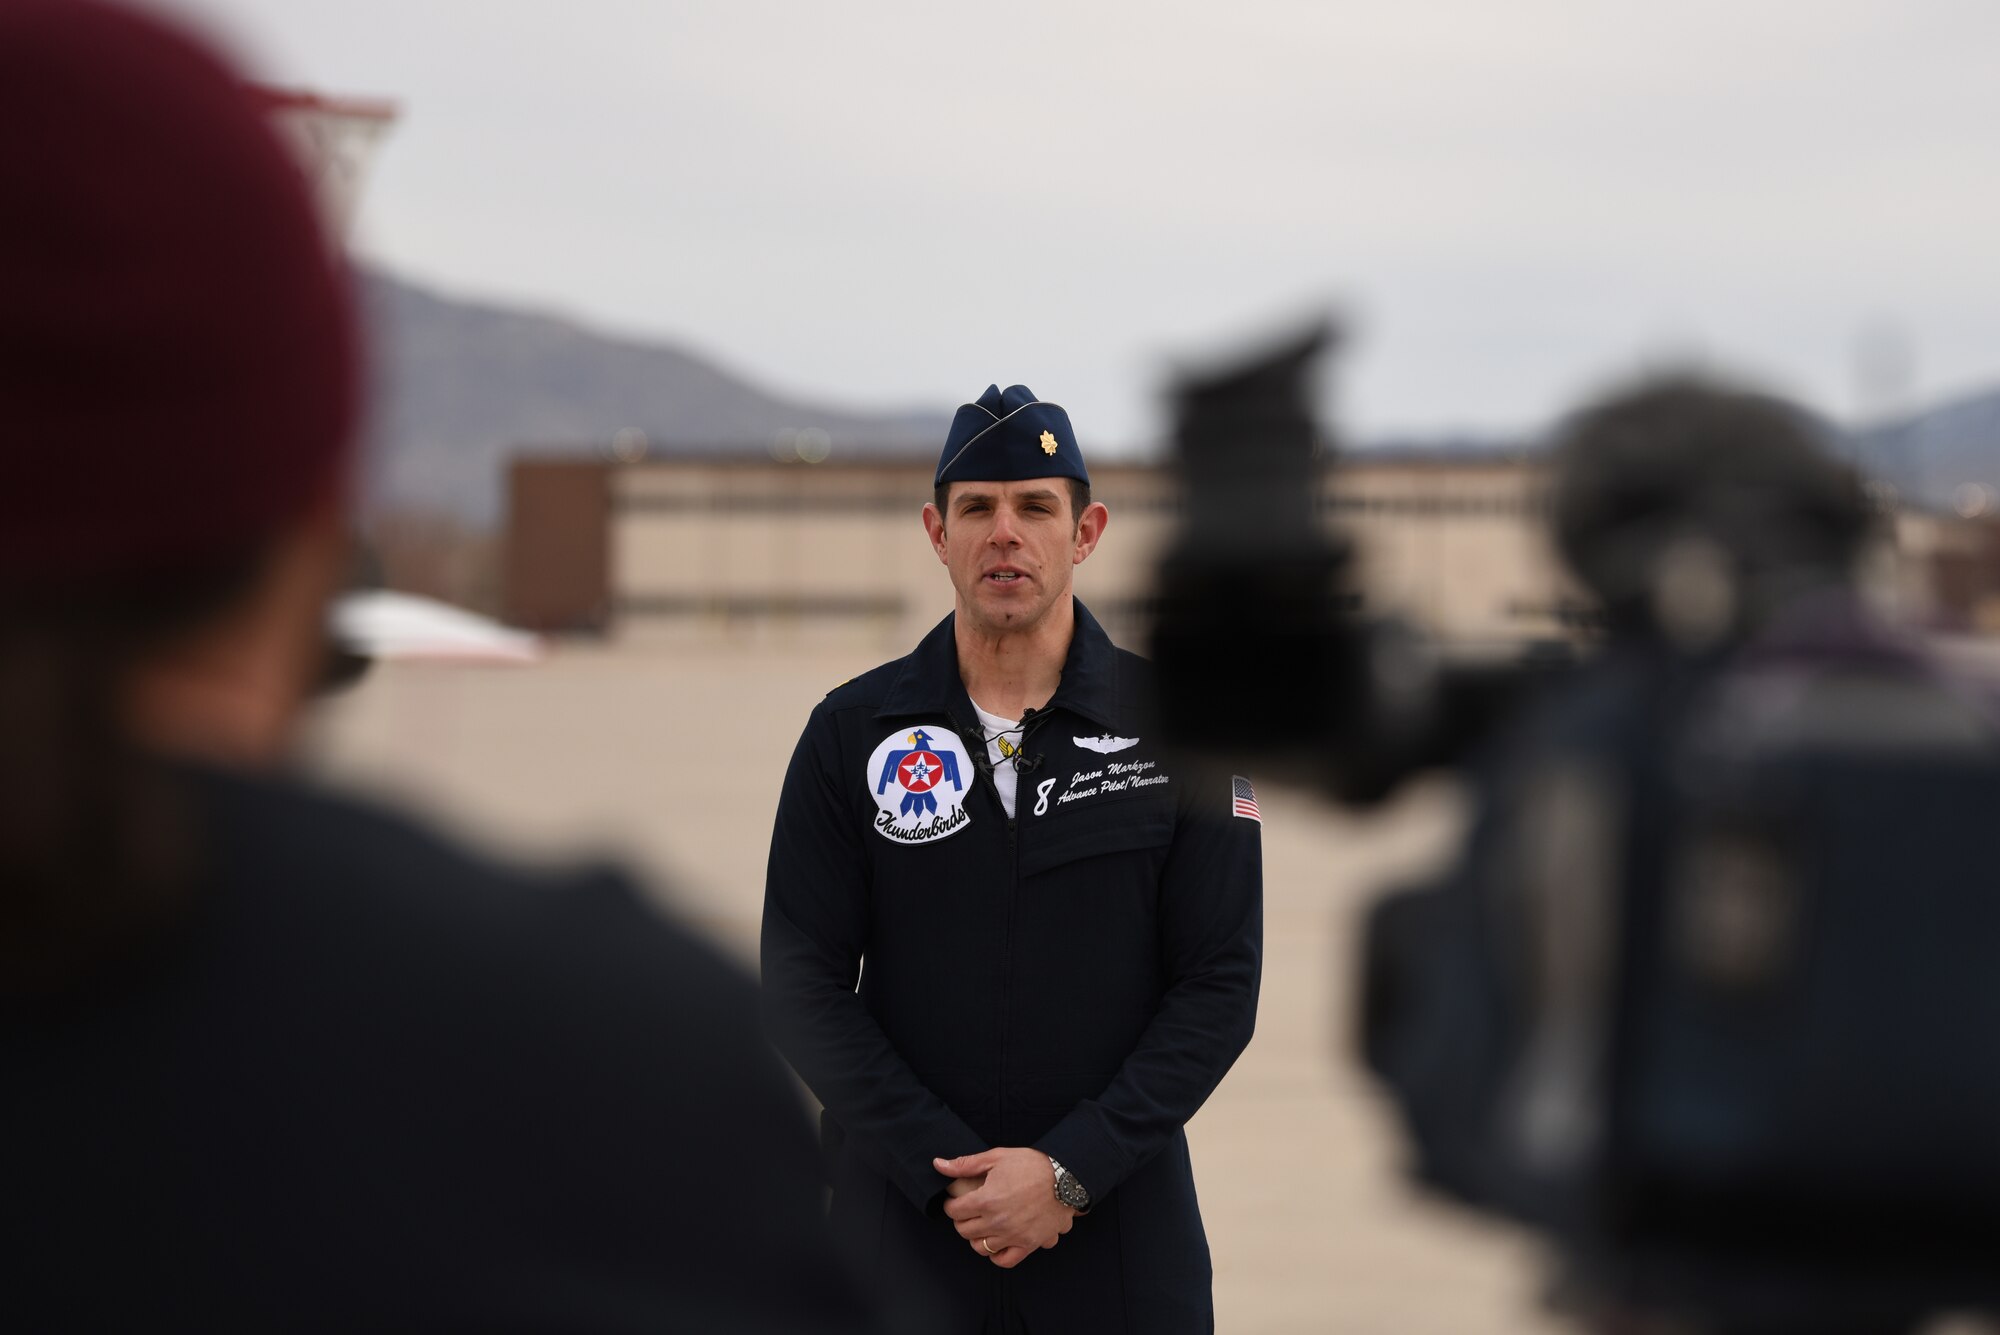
top-left (1365, 377), bottom-right (2000, 1335)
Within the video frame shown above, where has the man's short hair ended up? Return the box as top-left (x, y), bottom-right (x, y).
top-left (934, 478), bottom-right (1092, 532)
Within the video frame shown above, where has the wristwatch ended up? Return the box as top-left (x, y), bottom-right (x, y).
top-left (1048, 1156), bottom-right (1091, 1213)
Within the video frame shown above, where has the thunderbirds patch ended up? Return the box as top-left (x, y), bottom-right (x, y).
top-left (867, 727), bottom-right (974, 844)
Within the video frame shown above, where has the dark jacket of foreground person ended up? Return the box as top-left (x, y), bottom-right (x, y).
top-left (4, 762), bottom-right (877, 1334)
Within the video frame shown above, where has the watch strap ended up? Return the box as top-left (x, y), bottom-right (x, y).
top-left (1047, 1155), bottom-right (1091, 1213)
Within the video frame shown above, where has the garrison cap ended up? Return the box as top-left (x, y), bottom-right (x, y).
top-left (934, 383), bottom-right (1089, 488)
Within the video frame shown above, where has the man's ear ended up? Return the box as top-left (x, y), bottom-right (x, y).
top-left (1072, 501), bottom-right (1109, 565)
top-left (922, 502), bottom-right (949, 564)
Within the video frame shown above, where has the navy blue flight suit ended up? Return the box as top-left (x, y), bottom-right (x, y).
top-left (762, 600), bottom-right (1263, 1334)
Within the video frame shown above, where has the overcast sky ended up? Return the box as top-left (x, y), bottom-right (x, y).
top-left (168, 0), bottom-right (1998, 448)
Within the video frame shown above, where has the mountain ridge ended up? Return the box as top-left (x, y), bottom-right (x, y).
top-left (357, 268), bottom-right (947, 523)
top-left (357, 268), bottom-right (2000, 523)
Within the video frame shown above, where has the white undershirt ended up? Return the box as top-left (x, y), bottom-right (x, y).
top-left (970, 700), bottom-right (1025, 819)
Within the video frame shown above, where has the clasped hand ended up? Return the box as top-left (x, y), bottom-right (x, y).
top-left (934, 1147), bottom-right (1076, 1268)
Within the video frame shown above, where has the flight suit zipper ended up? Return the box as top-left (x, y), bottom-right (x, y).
top-left (1002, 807), bottom-right (1017, 1138)
top-left (959, 716), bottom-right (1018, 1139)
top-left (962, 714), bottom-right (1022, 1323)
top-left (1001, 804), bottom-right (1019, 1324)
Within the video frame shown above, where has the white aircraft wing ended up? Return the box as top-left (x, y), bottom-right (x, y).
top-left (329, 590), bottom-right (543, 665)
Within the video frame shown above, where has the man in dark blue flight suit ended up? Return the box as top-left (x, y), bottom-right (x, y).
top-left (762, 383), bottom-right (1263, 1334)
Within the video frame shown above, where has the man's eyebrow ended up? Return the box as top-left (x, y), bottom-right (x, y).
top-left (953, 490), bottom-right (995, 510)
top-left (1015, 489), bottom-right (1061, 504)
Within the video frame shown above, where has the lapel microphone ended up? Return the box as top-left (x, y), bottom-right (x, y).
top-left (960, 726), bottom-right (996, 780)
top-left (964, 707), bottom-right (1051, 776)
top-left (1017, 704), bottom-right (1055, 775)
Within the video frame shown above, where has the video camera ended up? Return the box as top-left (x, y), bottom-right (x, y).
top-left (1148, 328), bottom-right (2000, 1333)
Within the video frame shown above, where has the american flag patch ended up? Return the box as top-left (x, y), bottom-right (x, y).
top-left (1231, 775), bottom-right (1261, 823)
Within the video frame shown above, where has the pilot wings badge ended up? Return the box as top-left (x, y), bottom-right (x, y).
top-left (866, 726), bottom-right (973, 844)
top-left (1074, 734), bottom-right (1140, 754)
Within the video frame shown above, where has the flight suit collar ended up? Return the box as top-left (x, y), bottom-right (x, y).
top-left (876, 597), bottom-right (1120, 734)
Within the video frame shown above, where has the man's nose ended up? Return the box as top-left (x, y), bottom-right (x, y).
top-left (989, 507), bottom-right (1022, 546)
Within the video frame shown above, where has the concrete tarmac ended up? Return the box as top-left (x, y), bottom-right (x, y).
top-left (308, 642), bottom-right (1564, 1333)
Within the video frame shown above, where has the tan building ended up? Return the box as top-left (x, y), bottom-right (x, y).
top-left (506, 452), bottom-right (1588, 652)
top-left (506, 449), bottom-right (2000, 653)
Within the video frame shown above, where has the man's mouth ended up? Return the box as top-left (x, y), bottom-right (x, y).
top-left (986, 569), bottom-right (1026, 584)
